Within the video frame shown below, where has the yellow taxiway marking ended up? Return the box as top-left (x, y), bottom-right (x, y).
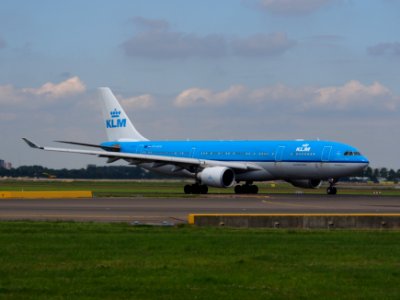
top-left (203, 195), bottom-right (271, 199)
top-left (0, 191), bottom-right (92, 199)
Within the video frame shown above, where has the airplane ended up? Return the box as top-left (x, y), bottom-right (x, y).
top-left (42, 172), bottom-right (57, 179)
top-left (23, 87), bottom-right (369, 195)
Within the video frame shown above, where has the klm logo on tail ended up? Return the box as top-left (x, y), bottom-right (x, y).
top-left (106, 109), bottom-right (127, 128)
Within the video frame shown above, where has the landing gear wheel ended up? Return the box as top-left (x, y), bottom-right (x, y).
top-left (184, 185), bottom-right (192, 194)
top-left (184, 184), bottom-right (208, 195)
top-left (192, 184), bottom-right (200, 194)
top-left (250, 185), bottom-right (259, 194)
top-left (200, 185), bottom-right (208, 194)
top-left (326, 178), bottom-right (338, 195)
top-left (183, 184), bottom-right (192, 194)
top-left (234, 185), bottom-right (243, 194)
top-left (327, 186), bottom-right (337, 195)
top-left (234, 184), bottom-right (259, 194)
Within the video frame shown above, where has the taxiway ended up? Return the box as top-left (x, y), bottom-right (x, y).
top-left (1, 194), bottom-right (399, 224)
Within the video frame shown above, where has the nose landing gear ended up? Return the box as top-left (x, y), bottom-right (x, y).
top-left (326, 179), bottom-right (338, 195)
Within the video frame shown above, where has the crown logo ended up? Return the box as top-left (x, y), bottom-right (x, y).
top-left (110, 109), bottom-right (121, 118)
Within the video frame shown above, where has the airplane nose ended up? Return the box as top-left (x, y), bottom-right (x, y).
top-left (351, 155), bottom-right (369, 172)
top-left (359, 159), bottom-right (369, 170)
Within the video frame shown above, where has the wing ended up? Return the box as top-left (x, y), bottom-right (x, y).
top-left (22, 138), bottom-right (262, 172)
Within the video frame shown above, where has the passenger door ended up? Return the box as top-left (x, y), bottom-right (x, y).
top-left (321, 146), bottom-right (332, 162)
top-left (275, 146), bottom-right (285, 162)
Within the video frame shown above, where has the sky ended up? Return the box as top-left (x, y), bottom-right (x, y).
top-left (0, 0), bottom-right (399, 169)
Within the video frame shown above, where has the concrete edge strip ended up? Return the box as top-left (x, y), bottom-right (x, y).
top-left (187, 213), bottom-right (400, 225)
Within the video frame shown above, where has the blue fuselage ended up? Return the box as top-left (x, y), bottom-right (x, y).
top-left (102, 140), bottom-right (369, 181)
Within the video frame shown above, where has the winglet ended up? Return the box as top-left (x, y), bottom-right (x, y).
top-left (22, 138), bottom-right (43, 149)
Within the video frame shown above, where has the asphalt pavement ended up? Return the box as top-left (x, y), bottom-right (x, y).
top-left (1, 194), bottom-right (399, 224)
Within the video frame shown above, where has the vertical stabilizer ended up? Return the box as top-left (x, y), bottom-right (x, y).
top-left (98, 87), bottom-right (148, 142)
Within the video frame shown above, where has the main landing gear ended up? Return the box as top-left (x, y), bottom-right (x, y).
top-left (184, 184), bottom-right (208, 194)
top-left (234, 182), bottom-right (259, 194)
top-left (326, 179), bottom-right (338, 195)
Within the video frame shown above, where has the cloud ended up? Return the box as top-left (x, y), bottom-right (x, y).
top-left (253, 0), bottom-right (335, 15)
top-left (122, 17), bottom-right (296, 59)
top-left (122, 18), bottom-right (227, 59)
top-left (0, 76), bottom-right (86, 105)
top-left (367, 42), bottom-right (400, 57)
top-left (313, 81), bottom-right (393, 110)
top-left (252, 81), bottom-right (398, 112)
top-left (174, 85), bottom-right (246, 107)
top-left (231, 32), bottom-right (296, 56)
top-left (120, 94), bottom-right (155, 110)
top-left (23, 76), bottom-right (86, 99)
top-left (174, 81), bottom-right (399, 112)
top-left (0, 85), bottom-right (23, 105)
top-left (249, 83), bottom-right (311, 102)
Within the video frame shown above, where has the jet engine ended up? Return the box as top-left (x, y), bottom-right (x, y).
top-left (288, 179), bottom-right (323, 189)
top-left (198, 167), bottom-right (235, 188)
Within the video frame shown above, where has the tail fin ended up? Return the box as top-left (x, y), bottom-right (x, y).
top-left (98, 87), bottom-right (148, 142)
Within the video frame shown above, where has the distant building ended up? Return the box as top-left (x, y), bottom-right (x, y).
top-left (0, 159), bottom-right (12, 170)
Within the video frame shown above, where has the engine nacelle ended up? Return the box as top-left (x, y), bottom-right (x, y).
top-left (288, 179), bottom-right (323, 189)
top-left (197, 167), bottom-right (235, 188)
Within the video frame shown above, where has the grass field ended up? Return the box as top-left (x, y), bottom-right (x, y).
top-left (0, 222), bottom-right (399, 299)
top-left (1, 179), bottom-right (400, 197)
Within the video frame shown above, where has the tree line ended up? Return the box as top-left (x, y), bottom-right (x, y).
top-left (362, 167), bottom-right (400, 183)
top-left (0, 165), bottom-right (399, 182)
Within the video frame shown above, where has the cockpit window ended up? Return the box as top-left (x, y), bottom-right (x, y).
top-left (344, 151), bottom-right (361, 156)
